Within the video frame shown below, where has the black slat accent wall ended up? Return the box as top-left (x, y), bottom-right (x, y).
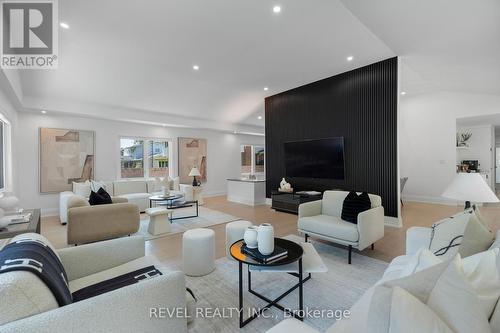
top-left (265, 57), bottom-right (398, 217)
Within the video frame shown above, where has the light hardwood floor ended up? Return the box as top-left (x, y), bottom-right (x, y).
top-left (40, 197), bottom-right (500, 267)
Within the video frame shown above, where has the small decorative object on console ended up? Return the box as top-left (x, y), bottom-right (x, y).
top-left (257, 223), bottom-right (274, 255)
top-left (278, 178), bottom-right (293, 193)
top-left (243, 226), bottom-right (258, 249)
top-left (0, 193), bottom-right (20, 213)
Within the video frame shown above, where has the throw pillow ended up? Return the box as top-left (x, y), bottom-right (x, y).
top-left (400, 247), bottom-right (442, 277)
top-left (72, 181), bottom-right (91, 198)
top-left (428, 210), bottom-right (471, 260)
top-left (368, 285), bottom-right (454, 333)
top-left (459, 211), bottom-right (495, 258)
top-left (384, 255), bottom-right (492, 333)
top-left (90, 180), bottom-right (106, 193)
top-left (88, 188), bottom-right (113, 205)
top-left (461, 248), bottom-right (500, 319)
top-left (341, 191), bottom-right (371, 224)
top-left (490, 231), bottom-right (500, 250)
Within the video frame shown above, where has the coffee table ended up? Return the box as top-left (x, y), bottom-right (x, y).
top-left (149, 194), bottom-right (184, 208)
top-left (230, 238), bottom-right (307, 328)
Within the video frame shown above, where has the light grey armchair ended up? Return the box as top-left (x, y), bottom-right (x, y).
top-left (298, 190), bottom-right (385, 264)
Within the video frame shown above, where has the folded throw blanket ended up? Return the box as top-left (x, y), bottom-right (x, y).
top-left (0, 239), bottom-right (72, 306)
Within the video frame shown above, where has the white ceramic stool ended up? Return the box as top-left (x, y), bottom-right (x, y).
top-left (183, 228), bottom-right (215, 276)
top-left (225, 220), bottom-right (253, 259)
top-left (145, 207), bottom-right (172, 235)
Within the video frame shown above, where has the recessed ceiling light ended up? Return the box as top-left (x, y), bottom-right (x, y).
top-left (273, 5), bottom-right (281, 13)
top-left (192, 65), bottom-right (199, 70)
top-left (347, 56), bottom-right (353, 62)
top-left (258, 116), bottom-right (263, 120)
top-left (41, 110), bottom-right (47, 114)
top-left (162, 124), bottom-right (167, 127)
top-left (401, 91), bottom-right (407, 95)
top-left (233, 131), bottom-right (238, 134)
top-left (60, 22), bottom-right (69, 29)
top-left (264, 87), bottom-right (269, 91)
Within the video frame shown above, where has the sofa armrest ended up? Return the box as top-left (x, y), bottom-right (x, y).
top-left (1, 271), bottom-right (187, 333)
top-left (179, 184), bottom-right (194, 201)
top-left (298, 200), bottom-right (322, 218)
top-left (111, 196), bottom-right (128, 203)
top-left (357, 206), bottom-right (385, 251)
top-left (266, 319), bottom-right (320, 333)
top-left (58, 236), bottom-right (145, 281)
top-left (59, 191), bottom-right (75, 224)
top-left (406, 227), bottom-right (432, 255)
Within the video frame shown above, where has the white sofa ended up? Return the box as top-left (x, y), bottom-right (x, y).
top-left (0, 235), bottom-right (191, 332)
top-left (267, 228), bottom-right (500, 333)
top-left (298, 190), bottom-right (385, 264)
top-left (59, 178), bottom-right (193, 224)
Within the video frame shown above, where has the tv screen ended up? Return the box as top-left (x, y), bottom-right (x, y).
top-left (284, 137), bottom-right (345, 179)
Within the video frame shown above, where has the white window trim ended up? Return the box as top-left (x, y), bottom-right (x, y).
top-left (118, 136), bottom-right (174, 180)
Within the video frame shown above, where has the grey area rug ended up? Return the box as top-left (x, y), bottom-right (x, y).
top-left (136, 206), bottom-right (239, 240)
top-left (178, 234), bottom-right (388, 333)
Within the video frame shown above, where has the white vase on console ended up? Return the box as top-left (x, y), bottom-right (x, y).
top-left (243, 226), bottom-right (258, 249)
top-left (257, 223), bottom-right (274, 255)
top-left (161, 186), bottom-right (170, 197)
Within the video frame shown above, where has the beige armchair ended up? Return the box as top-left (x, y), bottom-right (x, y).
top-left (298, 190), bottom-right (384, 264)
top-left (67, 196), bottom-right (140, 245)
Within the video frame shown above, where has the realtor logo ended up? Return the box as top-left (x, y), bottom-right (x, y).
top-left (1, 0), bottom-right (58, 69)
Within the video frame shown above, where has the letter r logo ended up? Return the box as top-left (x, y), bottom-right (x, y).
top-left (2, 1), bottom-right (53, 54)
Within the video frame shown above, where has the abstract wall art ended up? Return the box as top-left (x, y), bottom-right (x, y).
top-left (178, 137), bottom-right (207, 184)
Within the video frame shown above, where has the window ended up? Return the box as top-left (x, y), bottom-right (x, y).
top-left (241, 145), bottom-right (265, 175)
top-left (120, 137), bottom-right (170, 179)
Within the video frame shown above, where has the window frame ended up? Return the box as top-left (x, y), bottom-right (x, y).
top-left (118, 136), bottom-right (173, 179)
top-left (240, 144), bottom-right (265, 176)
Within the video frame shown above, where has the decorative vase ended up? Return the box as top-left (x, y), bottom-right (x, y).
top-left (243, 226), bottom-right (258, 249)
top-left (0, 194), bottom-right (19, 213)
top-left (161, 186), bottom-right (170, 197)
top-left (257, 223), bottom-right (274, 255)
top-left (0, 208), bottom-right (7, 229)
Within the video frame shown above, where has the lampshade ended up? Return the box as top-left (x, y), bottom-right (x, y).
top-left (442, 173), bottom-right (499, 203)
top-left (188, 167), bottom-right (201, 177)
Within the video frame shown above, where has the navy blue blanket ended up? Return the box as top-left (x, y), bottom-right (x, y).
top-left (0, 240), bottom-right (72, 306)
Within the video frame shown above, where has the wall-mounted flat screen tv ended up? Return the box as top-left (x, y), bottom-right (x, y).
top-left (284, 137), bottom-right (345, 179)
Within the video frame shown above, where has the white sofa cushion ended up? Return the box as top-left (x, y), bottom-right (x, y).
top-left (384, 255), bottom-right (491, 333)
top-left (113, 180), bottom-right (148, 195)
top-left (298, 215), bottom-right (359, 242)
top-left (73, 181), bottom-right (91, 198)
top-left (118, 192), bottom-right (151, 201)
top-left (400, 247), bottom-right (442, 277)
top-left (69, 256), bottom-right (160, 292)
top-left (461, 248), bottom-right (500, 318)
top-left (368, 286), bottom-right (453, 333)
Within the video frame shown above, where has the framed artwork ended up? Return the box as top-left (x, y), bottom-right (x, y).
top-left (178, 137), bottom-right (207, 184)
top-left (39, 128), bottom-right (95, 193)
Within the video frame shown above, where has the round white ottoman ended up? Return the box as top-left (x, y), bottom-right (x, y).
top-left (183, 228), bottom-right (215, 276)
top-left (225, 220), bottom-right (253, 259)
top-left (145, 207), bottom-right (172, 235)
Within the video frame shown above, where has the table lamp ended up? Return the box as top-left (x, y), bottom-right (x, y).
top-left (442, 173), bottom-right (499, 209)
top-left (189, 167), bottom-right (201, 186)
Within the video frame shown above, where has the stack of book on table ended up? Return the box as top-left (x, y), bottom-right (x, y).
top-left (241, 244), bottom-right (288, 264)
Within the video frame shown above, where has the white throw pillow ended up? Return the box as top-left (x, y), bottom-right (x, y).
top-left (491, 302), bottom-right (500, 332)
top-left (90, 180), bottom-right (106, 193)
top-left (461, 248), bottom-right (500, 318)
top-left (72, 181), bottom-right (91, 198)
top-left (429, 210), bottom-right (471, 260)
top-left (489, 230), bottom-right (500, 250)
top-left (400, 247), bottom-right (442, 277)
top-left (384, 255), bottom-right (492, 333)
top-left (368, 286), bottom-right (453, 333)
top-left (459, 212), bottom-right (494, 258)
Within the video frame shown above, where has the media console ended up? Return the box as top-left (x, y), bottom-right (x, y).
top-left (271, 192), bottom-right (323, 214)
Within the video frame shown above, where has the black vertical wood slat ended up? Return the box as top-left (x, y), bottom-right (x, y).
top-left (265, 57), bottom-right (398, 217)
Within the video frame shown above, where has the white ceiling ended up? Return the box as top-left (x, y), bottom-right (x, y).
top-left (5, 0), bottom-right (500, 131)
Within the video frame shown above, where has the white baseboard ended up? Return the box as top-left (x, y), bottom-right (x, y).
top-left (402, 194), bottom-right (459, 206)
top-left (384, 216), bottom-right (402, 228)
top-left (41, 207), bottom-right (59, 217)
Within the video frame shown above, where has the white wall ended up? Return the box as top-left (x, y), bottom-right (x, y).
top-left (400, 92), bottom-right (500, 204)
top-left (16, 112), bottom-right (264, 215)
top-left (0, 84), bottom-right (18, 193)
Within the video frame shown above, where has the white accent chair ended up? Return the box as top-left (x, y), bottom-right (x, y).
top-left (298, 190), bottom-right (384, 264)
